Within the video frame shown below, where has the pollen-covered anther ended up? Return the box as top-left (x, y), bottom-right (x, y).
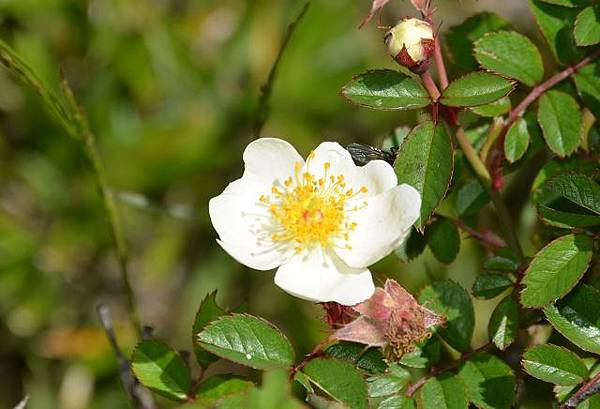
top-left (383, 307), bottom-right (431, 360)
top-left (259, 154), bottom-right (366, 250)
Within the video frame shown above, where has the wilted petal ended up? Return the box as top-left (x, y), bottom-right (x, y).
top-left (360, 0), bottom-right (392, 28)
top-left (331, 316), bottom-right (387, 347)
top-left (384, 279), bottom-right (445, 329)
top-left (353, 288), bottom-right (395, 322)
top-left (410, 0), bottom-right (430, 13)
top-left (423, 306), bottom-right (446, 329)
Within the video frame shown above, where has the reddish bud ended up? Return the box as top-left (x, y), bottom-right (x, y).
top-left (321, 301), bottom-right (358, 328)
top-left (384, 18), bottom-right (435, 74)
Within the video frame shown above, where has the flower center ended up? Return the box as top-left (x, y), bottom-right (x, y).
top-left (259, 152), bottom-right (367, 253)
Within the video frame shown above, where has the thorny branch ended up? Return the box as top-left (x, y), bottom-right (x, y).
top-left (490, 47), bottom-right (600, 190)
top-left (97, 305), bottom-right (157, 409)
top-left (561, 371), bottom-right (600, 408)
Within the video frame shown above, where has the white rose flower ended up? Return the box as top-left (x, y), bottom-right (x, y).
top-left (209, 138), bottom-right (421, 305)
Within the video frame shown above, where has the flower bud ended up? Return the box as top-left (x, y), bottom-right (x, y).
top-left (384, 18), bottom-right (435, 74)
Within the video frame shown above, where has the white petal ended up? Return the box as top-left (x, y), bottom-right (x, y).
top-left (243, 138), bottom-right (303, 187)
top-left (354, 160), bottom-right (398, 195)
top-left (274, 249), bottom-right (375, 305)
top-left (306, 142), bottom-right (396, 198)
top-left (304, 141), bottom-right (356, 182)
top-left (336, 184), bottom-right (421, 268)
top-left (209, 192), bottom-right (290, 270)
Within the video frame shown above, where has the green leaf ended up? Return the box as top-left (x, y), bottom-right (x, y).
top-left (484, 249), bottom-right (520, 273)
top-left (196, 314), bottom-right (295, 370)
top-left (394, 228), bottom-right (427, 262)
top-left (325, 342), bottom-right (388, 373)
top-left (399, 336), bottom-right (442, 369)
top-left (0, 39), bottom-right (77, 139)
top-left (535, 172), bottom-right (600, 228)
top-left (458, 352), bottom-right (515, 409)
top-left (532, 157), bottom-right (598, 191)
top-left (521, 234), bottom-right (593, 307)
top-left (488, 296), bottom-right (519, 350)
top-left (419, 280), bottom-right (474, 352)
top-left (472, 274), bottom-right (514, 299)
top-left (195, 376), bottom-right (254, 403)
top-left (573, 63), bottom-right (600, 118)
top-left (474, 31), bottom-right (544, 86)
top-left (377, 396), bottom-right (416, 409)
top-left (441, 72), bottom-right (514, 107)
top-left (529, 0), bottom-right (584, 64)
top-left (455, 179), bottom-right (490, 217)
top-left (394, 121), bottom-right (454, 229)
top-left (537, 90), bottom-right (582, 157)
top-left (504, 118), bottom-right (530, 163)
top-left (420, 373), bottom-right (468, 409)
top-left (575, 6), bottom-right (600, 46)
top-left (131, 340), bottom-right (192, 401)
top-left (470, 97), bottom-right (511, 117)
top-left (341, 70), bottom-right (430, 111)
top-left (302, 357), bottom-right (368, 409)
top-left (522, 344), bottom-right (589, 386)
top-left (544, 284), bottom-right (600, 354)
top-left (540, 0), bottom-right (591, 7)
top-left (426, 217), bottom-right (460, 264)
top-left (193, 291), bottom-right (227, 368)
top-left (366, 364), bottom-right (410, 398)
top-left (554, 358), bottom-right (600, 403)
top-left (446, 13), bottom-right (511, 70)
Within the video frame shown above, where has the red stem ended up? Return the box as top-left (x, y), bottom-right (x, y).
top-left (452, 218), bottom-right (506, 249)
top-left (500, 48), bottom-right (600, 147)
top-left (421, 71), bottom-right (441, 101)
top-left (434, 36), bottom-right (449, 90)
top-left (562, 371), bottom-right (600, 408)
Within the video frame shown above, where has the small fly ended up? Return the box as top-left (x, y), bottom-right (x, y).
top-left (347, 143), bottom-right (398, 166)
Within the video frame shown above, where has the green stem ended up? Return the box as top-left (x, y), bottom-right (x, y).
top-left (62, 82), bottom-right (142, 336)
top-left (455, 127), bottom-right (524, 262)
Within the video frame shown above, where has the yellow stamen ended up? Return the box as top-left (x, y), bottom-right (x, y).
top-left (259, 154), bottom-right (368, 251)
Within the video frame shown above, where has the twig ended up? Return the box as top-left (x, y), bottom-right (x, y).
top-left (454, 127), bottom-right (524, 262)
top-left (421, 71), bottom-right (440, 101)
top-left (289, 338), bottom-right (329, 379)
top-left (62, 79), bottom-right (142, 337)
top-left (12, 396), bottom-right (28, 409)
top-left (451, 218), bottom-right (506, 249)
top-left (96, 305), bottom-right (157, 409)
top-left (504, 48), bottom-right (600, 133)
top-left (406, 342), bottom-right (494, 397)
top-left (562, 372), bottom-right (600, 408)
top-left (253, 2), bottom-right (310, 137)
top-left (0, 41), bottom-right (143, 337)
top-left (490, 48), bottom-right (600, 189)
top-left (433, 35), bottom-right (449, 90)
top-left (420, 68), bottom-right (525, 262)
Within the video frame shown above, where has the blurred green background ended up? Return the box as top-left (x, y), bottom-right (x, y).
top-left (0, 0), bottom-right (541, 408)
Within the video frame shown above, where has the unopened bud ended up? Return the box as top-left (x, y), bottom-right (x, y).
top-left (384, 18), bottom-right (435, 74)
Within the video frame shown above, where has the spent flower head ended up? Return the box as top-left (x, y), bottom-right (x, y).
top-left (385, 18), bottom-right (435, 74)
top-left (209, 138), bottom-right (420, 305)
top-left (331, 279), bottom-right (445, 359)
